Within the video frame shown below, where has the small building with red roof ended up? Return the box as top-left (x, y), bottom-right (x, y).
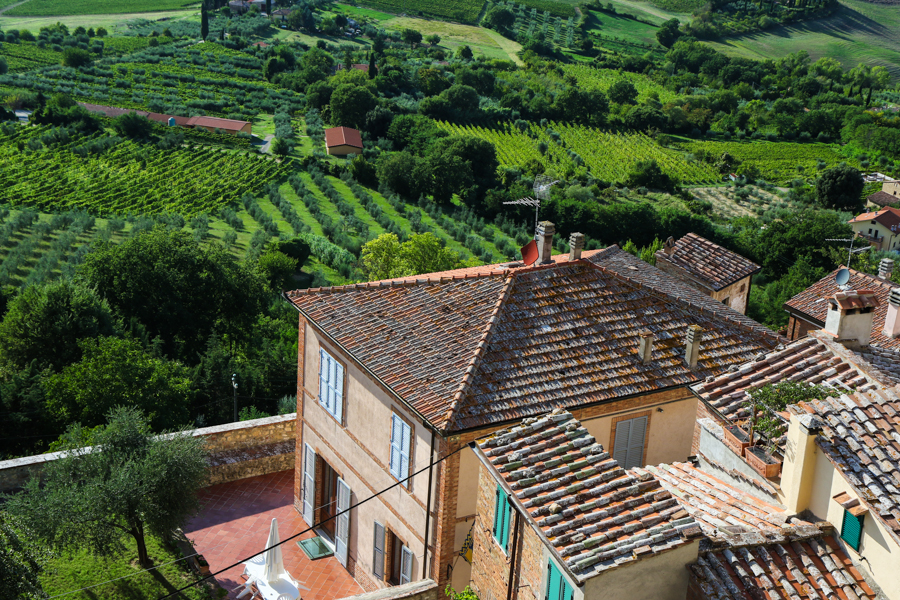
top-left (324, 126), bottom-right (363, 156)
top-left (848, 205), bottom-right (900, 251)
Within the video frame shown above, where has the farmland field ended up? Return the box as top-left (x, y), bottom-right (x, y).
top-left (561, 63), bottom-right (678, 103)
top-left (382, 16), bottom-right (522, 61)
top-left (584, 10), bottom-right (660, 47)
top-left (6, 0), bottom-right (199, 16)
top-left (355, 0), bottom-right (483, 24)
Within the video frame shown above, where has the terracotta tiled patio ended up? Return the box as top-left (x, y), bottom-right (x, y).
top-left (185, 470), bottom-right (363, 600)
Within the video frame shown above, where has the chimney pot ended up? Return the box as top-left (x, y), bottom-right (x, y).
top-left (883, 287), bottom-right (900, 339)
top-left (824, 290), bottom-right (880, 346)
top-left (536, 221), bottom-right (555, 265)
top-left (685, 325), bottom-right (703, 368)
top-left (638, 333), bottom-right (655, 365)
top-left (879, 258), bottom-right (895, 280)
top-left (568, 232), bottom-right (585, 261)
top-left (664, 236), bottom-right (676, 256)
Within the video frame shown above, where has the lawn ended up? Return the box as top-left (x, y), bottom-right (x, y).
top-left (334, 3), bottom-right (396, 21)
top-left (704, 0), bottom-right (900, 79)
top-left (0, 9), bottom-right (196, 32)
top-left (40, 534), bottom-right (217, 600)
top-left (6, 0), bottom-right (199, 16)
top-left (604, 0), bottom-right (693, 24)
top-left (382, 16), bottom-right (522, 62)
top-left (584, 9), bottom-right (660, 46)
top-left (353, 0), bottom-right (483, 24)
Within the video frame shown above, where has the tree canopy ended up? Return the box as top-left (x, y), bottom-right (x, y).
top-left (361, 233), bottom-right (460, 280)
top-left (815, 164), bottom-right (864, 212)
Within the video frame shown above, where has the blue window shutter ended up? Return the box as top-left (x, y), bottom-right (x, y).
top-left (319, 349), bottom-right (327, 409)
top-left (493, 486), bottom-right (502, 537)
top-left (841, 510), bottom-right (864, 551)
top-left (400, 419), bottom-right (411, 486)
top-left (562, 575), bottom-right (572, 600)
top-left (334, 361), bottom-right (344, 422)
top-left (390, 415), bottom-right (402, 480)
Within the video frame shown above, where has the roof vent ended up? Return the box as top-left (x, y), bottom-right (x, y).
top-left (536, 221), bottom-right (555, 265)
top-left (638, 333), bottom-right (655, 365)
top-left (824, 290), bottom-right (879, 346)
top-left (685, 325), bottom-right (703, 368)
top-left (884, 287), bottom-right (900, 339)
top-left (880, 258), bottom-right (895, 280)
top-left (568, 232), bottom-right (585, 261)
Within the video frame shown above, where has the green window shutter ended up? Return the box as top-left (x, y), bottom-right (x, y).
top-left (562, 576), bottom-right (572, 600)
top-left (546, 561), bottom-right (563, 600)
top-left (493, 486), bottom-right (508, 547)
top-left (841, 510), bottom-right (864, 551)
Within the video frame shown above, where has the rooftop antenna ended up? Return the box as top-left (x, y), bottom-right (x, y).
top-left (503, 176), bottom-right (559, 241)
top-left (826, 236), bottom-right (869, 269)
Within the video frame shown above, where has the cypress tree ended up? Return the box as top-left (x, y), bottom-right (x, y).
top-left (265, 0), bottom-right (271, 15)
top-left (201, 0), bottom-right (209, 40)
top-left (368, 52), bottom-right (377, 79)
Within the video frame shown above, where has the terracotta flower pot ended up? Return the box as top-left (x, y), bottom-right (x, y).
top-left (744, 445), bottom-right (782, 478)
top-left (723, 424), bottom-right (750, 456)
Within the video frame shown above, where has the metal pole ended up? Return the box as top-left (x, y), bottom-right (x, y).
top-left (232, 373), bottom-right (238, 422)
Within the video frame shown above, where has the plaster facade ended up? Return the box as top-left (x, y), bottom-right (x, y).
top-left (655, 258), bottom-right (753, 315)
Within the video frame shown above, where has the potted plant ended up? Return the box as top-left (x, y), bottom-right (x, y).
top-left (196, 554), bottom-right (210, 576)
top-left (723, 422), bottom-right (750, 456)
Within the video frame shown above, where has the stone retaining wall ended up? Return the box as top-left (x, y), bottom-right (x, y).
top-left (338, 580), bottom-right (438, 600)
top-left (0, 413), bottom-right (296, 493)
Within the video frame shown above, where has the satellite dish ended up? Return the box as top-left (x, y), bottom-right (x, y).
top-left (836, 268), bottom-right (851, 287)
top-left (521, 239), bottom-right (539, 266)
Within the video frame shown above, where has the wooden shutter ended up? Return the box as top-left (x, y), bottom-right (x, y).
top-left (335, 477), bottom-right (350, 567)
top-left (334, 361), bottom-right (344, 422)
top-left (400, 545), bottom-right (413, 584)
top-left (841, 510), bottom-right (864, 551)
top-left (613, 419), bottom-right (631, 467)
top-left (390, 415), bottom-right (402, 480)
top-left (545, 561), bottom-right (561, 600)
top-left (373, 522), bottom-right (385, 580)
top-left (626, 416), bottom-right (647, 469)
top-left (302, 443), bottom-right (316, 526)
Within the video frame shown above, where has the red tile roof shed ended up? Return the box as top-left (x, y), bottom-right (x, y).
top-left (656, 233), bottom-right (760, 291)
top-left (324, 126), bottom-right (362, 149)
top-left (186, 115), bottom-right (250, 131)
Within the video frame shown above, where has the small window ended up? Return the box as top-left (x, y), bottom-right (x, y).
top-left (389, 414), bottom-right (411, 486)
top-left (386, 531), bottom-right (411, 585)
top-left (841, 509), bottom-right (864, 551)
top-left (612, 415), bottom-right (648, 469)
top-left (544, 560), bottom-right (573, 600)
top-left (493, 485), bottom-right (512, 552)
top-left (722, 297), bottom-right (730, 306)
top-left (318, 349), bottom-right (344, 422)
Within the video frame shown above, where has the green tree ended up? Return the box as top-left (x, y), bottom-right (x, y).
top-left (265, 0), bottom-right (271, 15)
top-left (607, 80), bottom-right (638, 105)
top-left (484, 6), bottom-right (515, 30)
top-left (43, 337), bottom-right (193, 430)
top-left (426, 34), bottom-right (441, 45)
top-left (201, 0), bottom-right (209, 40)
top-left (625, 160), bottom-right (678, 193)
top-left (96, 26), bottom-right (108, 37)
top-left (112, 111), bottom-right (154, 138)
top-left (0, 57), bottom-right (7, 76)
top-left (329, 84), bottom-right (376, 128)
top-left (361, 233), bottom-right (458, 280)
top-left (457, 45), bottom-right (473, 60)
top-left (746, 382), bottom-right (835, 450)
top-left (0, 281), bottom-right (115, 373)
top-left (271, 136), bottom-right (291, 156)
top-left (61, 47), bottom-right (91, 68)
top-left (0, 514), bottom-right (47, 600)
top-left (747, 258), bottom-right (825, 328)
top-left (656, 18), bottom-right (681, 48)
top-left (6, 406), bottom-right (207, 568)
top-left (257, 249), bottom-right (298, 290)
top-left (360, 233), bottom-right (404, 280)
top-left (402, 28), bottom-right (422, 47)
top-left (816, 164), bottom-right (863, 212)
top-left (77, 228), bottom-right (266, 362)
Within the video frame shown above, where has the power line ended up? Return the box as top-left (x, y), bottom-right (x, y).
top-left (157, 441), bottom-right (469, 600)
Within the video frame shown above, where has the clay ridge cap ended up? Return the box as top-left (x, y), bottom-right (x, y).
top-left (440, 274), bottom-right (516, 433)
top-left (285, 270), bottom-right (509, 299)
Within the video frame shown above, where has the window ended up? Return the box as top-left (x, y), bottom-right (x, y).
top-left (493, 485), bottom-right (512, 553)
top-left (318, 349), bottom-right (344, 422)
top-left (841, 509), bottom-right (865, 551)
top-left (389, 414), bottom-right (411, 486)
top-left (373, 522), bottom-right (386, 580)
top-left (722, 297), bottom-right (730, 306)
top-left (612, 415), bottom-right (648, 469)
top-left (544, 560), bottom-right (573, 600)
top-left (386, 531), bottom-right (412, 585)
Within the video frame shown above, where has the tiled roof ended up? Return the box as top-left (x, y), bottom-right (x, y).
top-left (848, 206), bottom-right (900, 230)
top-left (636, 462), bottom-right (793, 544)
top-left (856, 345), bottom-right (900, 384)
top-left (691, 336), bottom-right (877, 423)
top-left (791, 390), bottom-right (900, 543)
top-left (689, 534), bottom-right (877, 600)
top-left (655, 233), bottom-right (760, 291)
top-left (868, 190), bottom-right (900, 208)
top-left (475, 410), bottom-right (702, 581)
top-left (185, 115), bottom-right (250, 131)
top-left (784, 267), bottom-right (900, 349)
top-left (287, 260), bottom-right (780, 432)
top-left (324, 126), bottom-right (363, 149)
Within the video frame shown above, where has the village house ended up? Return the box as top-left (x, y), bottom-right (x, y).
top-left (77, 102), bottom-right (251, 135)
top-left (783, 259), bottom-right (897, 342)
top-left (325, 126), bottom-right (364, 156)
top-left (284, 224), bottom-right (783, 597)
top-left (866, 178), bottom-right (900, 209)
top-left (848, 207), bottom-right (900, 251)
top-left (653, 234), bottom-right (761, 315)
top-left (468, 409), bottom-right (879, 600)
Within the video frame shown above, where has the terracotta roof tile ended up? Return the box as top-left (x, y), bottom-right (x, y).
top-left (791, 390), bottom-right (900, 543)
top-left (690, 535), bottom-right (876, 599)
top-left (185, 115), bottom-right (250, 131)
top-left (475, 410), bottom-right (702, 581)
top-left (324, 126), bottom-right (363, 149)
top-left (784, 267), bottom-right (900, 349)
top-left (868, 190), bottom-right (900, 208)
top-left (288, 260), bottom-right (780, 432)
top-left (655, 233), bottom-right (760, 291)
top-left (849, 206), bottom-right (900, 230)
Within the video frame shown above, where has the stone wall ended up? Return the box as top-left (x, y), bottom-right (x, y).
top-left (0, 413), bottom-right (297, 494)
top-left (338, 579), bottom-right (438, 600)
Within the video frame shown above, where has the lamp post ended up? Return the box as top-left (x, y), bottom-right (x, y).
top-left (232, 373), bottom-right (239, 422)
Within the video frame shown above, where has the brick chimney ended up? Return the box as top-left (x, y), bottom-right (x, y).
top-left (568, 232), bottom-right (585, 261)
top-left (663, 236), bottom-right (676, 256)
top-left (883, 288), bottom-right (900, 339)
top-left (536, 221), bottom-right (555, 265)
top-left (824, 290), bottom-right (879, 347)
top-left (638, 333), bottom-right (655, 365)
top-left (684, 325), bottom-right (703, 368)
top-left (879, 258), bottom-right (895, 280)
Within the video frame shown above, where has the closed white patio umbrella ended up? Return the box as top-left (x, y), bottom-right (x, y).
top-left (261, 517), bottom-right (287, 584)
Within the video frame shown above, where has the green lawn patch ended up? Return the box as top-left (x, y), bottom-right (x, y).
top-left (355, 0), bottom-right (483, 24)
top-left (7, 0), bottom-right (199, 16)
top-left (584, 10), bottom-right (660, 46)
top-left (40, 534), bottom-right (215, 600)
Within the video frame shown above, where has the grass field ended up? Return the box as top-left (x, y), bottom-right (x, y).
top-left (382, 16), bottom-right (523, 61)
top-left (6, 0), bottom-right (198, 16)
top-left (584, 9), bottom-right (660, 46)
top-left (0, 9), bottom-right (196, 32)
top-left (334, 3), bottom-right (396, 21)
top-left (705, 0), bottom-right (900, 79)
top-left (604, 0), bottom-right (693, 24)
top-left (354, 0), bottom-right (483, 23)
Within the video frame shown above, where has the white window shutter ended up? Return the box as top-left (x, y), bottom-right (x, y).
top-left (390, 415), bottom-right (402, 480)
top-left (302, 443), bottom-right (316, 526)
top-left (400, 545), bottom-right (413, 584)
top-left (400, 420), bottom-right (411, 487)
top-left (334, 361), bottom-right (344, 422)
top-left (613, 420), bottom-right (631, 467)
top-left (626, 416), bottom-right (647, 469)
top-left (373, 522), bottom-right (385, 580)
top-left (319, 349), bottom-right (327, 409)
top-left (335, 477), bottom-right (350, 567)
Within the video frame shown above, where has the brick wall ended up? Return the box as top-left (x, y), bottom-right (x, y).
top-left (470, 462), bottom-right (513, 600)
top-left (0, 413), bottom-right (296, 493)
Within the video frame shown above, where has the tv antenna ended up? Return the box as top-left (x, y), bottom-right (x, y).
top-left (503, 176), bottom-right (559, 241)
top-left (826, 236), bottom-right (870, 267)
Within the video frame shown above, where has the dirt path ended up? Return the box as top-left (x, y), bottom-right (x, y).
top-left (0, 0), bottom-right (29, 16)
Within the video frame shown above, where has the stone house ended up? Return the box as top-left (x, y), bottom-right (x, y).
top-left (283, 226), bottom-right (782, 597)
top-left (654, 233), bottom-right (760, 315)
top-left (867, 180), bottom-right (900, 209)
top-left (848, 207), bottom-right (900, 251)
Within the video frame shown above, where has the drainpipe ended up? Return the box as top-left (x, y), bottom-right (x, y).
top-left (422, 422), bottom-right (438, 580)
top-left (505, 506), bottom-right (521, 600)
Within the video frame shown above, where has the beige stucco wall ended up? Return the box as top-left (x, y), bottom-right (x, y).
top-left (802, 449), bottom-right (900, 600)
top-left (709, 276), bottom-right (751, 315)
top-left (327, 144), bottom-right (363, 156)
top-left (301, 325), bottom-right (437, 588)
top-left (581, 395), bottom-right (698, 467)
top-left (884, 181), bottom-right (900, 197)
top-left (450, 445), bottom-right (481, 590)
top-left (851, 219), bottom-right (900, 251)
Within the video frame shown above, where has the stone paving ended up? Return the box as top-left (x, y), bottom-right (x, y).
top-left (185, 470), bottom-right (362, 600)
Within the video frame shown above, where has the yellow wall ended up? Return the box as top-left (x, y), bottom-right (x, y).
top-left (581, 395), bottom-right (698, 467)
top-left (850, 219), bottom-right (900, 251)
top-left (577, 540), bottom-right (700, 600)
